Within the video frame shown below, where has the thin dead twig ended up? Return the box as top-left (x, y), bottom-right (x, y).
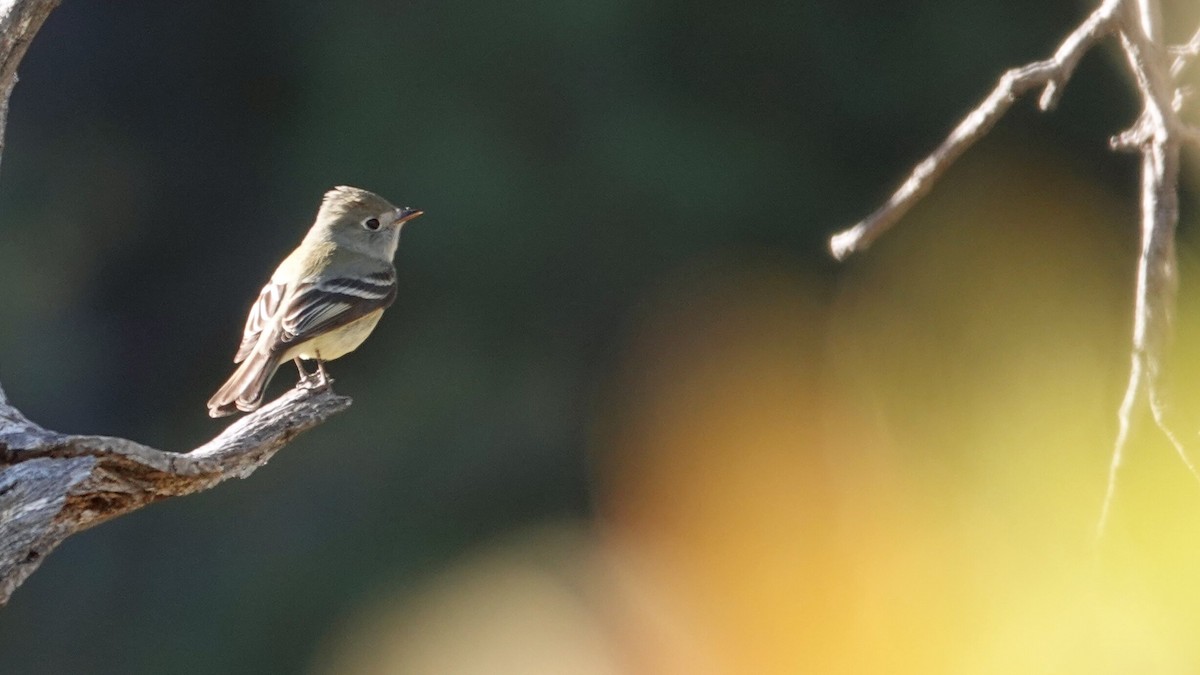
top-left (1169, 25), bottom-right (1200, 78)
top-left (828, 0), bottom-right (1121, 261)
top-left (828, 0), bottom-right (1198, 538)
top-left (1094, 0), bottom-right (1198, 536)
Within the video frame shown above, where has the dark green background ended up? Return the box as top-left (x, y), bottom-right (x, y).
top-left (0, 1), bottom-right (1168, 672)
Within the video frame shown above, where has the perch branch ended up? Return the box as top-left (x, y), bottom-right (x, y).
top-left (0, 0), bottom-right (355, 605)
top-left (827, 0), bottom-right (1198, 537)
top-left (0, 387), bottom-right (353, 604)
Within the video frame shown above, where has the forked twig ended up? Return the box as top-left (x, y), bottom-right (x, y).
top-left (1169, 26), bottom-right (1200, 78)
top-left (828, 0), bottom-right (1200, 538)
top-left (829, 0), bottom-right (1121, 261)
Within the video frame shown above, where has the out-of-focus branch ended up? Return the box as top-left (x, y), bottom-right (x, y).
top-left (0, 0), bottom-right (355, 605)
top-left (0, 386), bottom-right (352, 604)
top-left (828, 0), bottom-right (1121, 261)
top-left (827, 0), bottom-right (1198, 537)
top-left (1169, 25), bottom-right (1200, 77)
top-left (1094, 0), bottom-right (1198, 535)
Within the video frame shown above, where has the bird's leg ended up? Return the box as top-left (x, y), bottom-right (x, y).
top-left (314, 357), bottom-right (334, 388)
top-left (294, 357), bottom-right (319, 389)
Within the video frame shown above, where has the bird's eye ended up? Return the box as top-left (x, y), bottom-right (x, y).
top-left (363, 217), bottom-right (381, 231)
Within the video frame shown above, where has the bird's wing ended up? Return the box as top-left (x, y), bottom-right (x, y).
top-left (278, 268), bottom-right (397, 347)
top-left (233, 281), bottom-right (286, 363)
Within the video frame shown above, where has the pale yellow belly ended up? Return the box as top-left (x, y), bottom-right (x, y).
top-left (283, 309), bottom-right (385, 362)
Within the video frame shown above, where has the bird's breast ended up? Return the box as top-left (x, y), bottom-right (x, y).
top-left (284, 309), bottom-right (385, 362)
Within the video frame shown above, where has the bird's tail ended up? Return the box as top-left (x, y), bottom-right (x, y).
top-left (207, 351), bottom-right (282, 418)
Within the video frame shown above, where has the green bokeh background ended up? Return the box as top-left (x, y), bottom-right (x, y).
top-left (0, 1), bottom-right (1190, 672)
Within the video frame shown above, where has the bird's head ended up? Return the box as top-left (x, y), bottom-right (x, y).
top-left (312, 185), bottom-right (423, 259)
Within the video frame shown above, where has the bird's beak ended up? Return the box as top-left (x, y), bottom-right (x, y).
top-left (395, 207), bottom-right (424, 225)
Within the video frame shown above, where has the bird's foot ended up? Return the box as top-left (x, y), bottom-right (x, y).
top-left (296, 374), bottom-right (323, 390)
top-left (294, 357), bottom-right (321, 390)
top-left (296, 361), bottom-right (334, 391)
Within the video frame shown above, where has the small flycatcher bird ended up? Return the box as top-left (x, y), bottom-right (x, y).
top-left (207, 186), bottom-right (422, 417)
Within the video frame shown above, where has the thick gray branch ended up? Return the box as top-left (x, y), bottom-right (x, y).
top-left (0, 0), bottom-right (355, 605)
top-left (0, 387), bottom-right (352, 604)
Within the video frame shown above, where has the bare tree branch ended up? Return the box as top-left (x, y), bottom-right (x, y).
top-left (0, 387), bottom-right (352, 604)
top-left (0, 0), bottom-right (355, 604)
top-left (0, 0), bottom-right (58, 176)
top-left (1169, 25), bottom-right (1200, 78)
top-left (828, 0), bottom-right (1121, 261)
top-left (1095, 0), bottom-right (1199, 535)
top-left (828, 0), bottom-right (1198, 537)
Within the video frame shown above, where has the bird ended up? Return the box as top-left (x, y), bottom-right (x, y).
top-left (207, 186), bottom-right (422, 417)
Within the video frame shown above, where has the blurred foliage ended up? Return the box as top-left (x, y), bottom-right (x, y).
top-left (1, 0), bottom-right (1199, 673)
